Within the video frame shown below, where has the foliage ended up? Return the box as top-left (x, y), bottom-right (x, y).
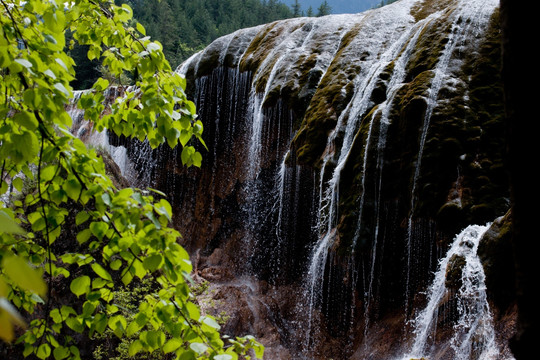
top-left (316, 1), bottom-right (331, 16)
top-left (0, 0), bottom-right (263, 359)
top-left (291, 0), bottom-right (301, 17)
top-left (125, 0), bottom-right (297, 70)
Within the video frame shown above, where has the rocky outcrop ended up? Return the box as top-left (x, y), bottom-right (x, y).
top-left (91, 0), bottom-right (516, 358)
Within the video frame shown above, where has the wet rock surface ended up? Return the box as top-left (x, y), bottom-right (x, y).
top-left (72, 0), bottom-right (519, 358)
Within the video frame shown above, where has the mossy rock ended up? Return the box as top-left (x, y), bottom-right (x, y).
top-left (445, 253), bottom-right (466, 290)
top-left (411, 0), bottom-right (453, 22)
top-left (291, 23), bottom-right (365, 167)
top-left (478, 211), bottom-right (515, 311)
top-left (404, 15), bottom-right (452, 82)
top-left (437, 201), bottom-right (465, 232)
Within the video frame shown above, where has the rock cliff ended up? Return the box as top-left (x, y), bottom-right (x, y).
top-left (89, 0), bottom-right (517, 358)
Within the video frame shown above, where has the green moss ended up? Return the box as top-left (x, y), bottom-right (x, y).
top-left (240, 20), bottom-right (306, 78)
top-left (193, 40), bottom-right (229, 79)
top-left (290, 23), bottom-right (365, 166)
top-left (404, 15), bottom-right (452, 82)
top-left (402, 9), bottom-right (507, 231)
top-left (264, 52), bottom-right (324, 122)
top-left (239, 22), bottom-right (279, 73)
top-left (411, 0), bottom-right (456, 22)
top-left (336, 108), bottom-right (382, 247)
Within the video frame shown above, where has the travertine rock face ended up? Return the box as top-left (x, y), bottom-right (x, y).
top-left (97, 0), bottom-right (515, 358)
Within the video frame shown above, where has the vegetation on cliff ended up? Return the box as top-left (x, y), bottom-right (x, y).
top-left (0, 0), bottom-right (262, 359)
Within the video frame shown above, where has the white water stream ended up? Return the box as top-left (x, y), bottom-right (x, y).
top-left (66, 0), bottom-right (508, 357)
top-left (400, 224), bottom-right (506, 360)
top-left (404, 0), bottom-right (499, 313)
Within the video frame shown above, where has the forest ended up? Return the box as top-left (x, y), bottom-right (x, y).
top-left (71, 0), bottom-right (338, 90)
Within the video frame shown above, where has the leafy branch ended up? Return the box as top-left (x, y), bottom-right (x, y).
top-left (0, 0), bottom-right (263, 359)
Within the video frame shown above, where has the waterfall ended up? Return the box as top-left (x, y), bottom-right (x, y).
top-left (401, 224), bottom-right (505, 360)
top-left (357, 13), bottom-right (441, 333)
top-left (67, 0), bottom-right (510, 357)
top-left (301, 1), bottom-right (445, 350)
top-left (68, 88), bottom-right (136, 184)
top-left (404, 0), bottom-right (499, 313)
top-left (302, 3), bottom-right (422, 350)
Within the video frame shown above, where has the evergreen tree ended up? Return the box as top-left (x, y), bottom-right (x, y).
top-left (291, 0), bottom-right (302, 17)
top-left (317, 1), bottom-right (332, 16)
top-left (126, 0), bottom-right (295, 69)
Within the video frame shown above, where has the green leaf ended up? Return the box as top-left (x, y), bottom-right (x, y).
top-left (0, 210), bottom-right (25, 234)
top-left (41, 165), bottom-right (57, 182)
top-left (136, 22), bottom-right (146, 35)
top-left (54, 82), bottom-right (71, 97)
top-left (76, 228), bottom-right (92, 244)
top-left (14, 58), bottom-right (32, 69)
top-left (63, 177), bottom-right (82, 200)
top-left (65, 317), bottom-right (84, 333)
top-left (75, 212), bottom-right (90, 226)
top-left (50, 309), bottom-right (62, 324)
top-left (12, 177), bottom-right (23, 192)
top-left (70, 276), bottom-right (90, 297)
top-left (126, 319), bottom-right (143, 337)
top-left (147, 42), bottom-right (161, 52)
top-left (11, 131), bottom-right (38, 162)
top-left (131, 259), bottom-right (146, 279)
top-left (108, 315), bottom-right (127, 338)
top-left (163, 338), bottom-right (182, 353)
top-left (89, 221), bottom-right (108, 241)
top-left (189, 342), bottom-right (208, 355)
top-left (43, 69), bottom-right (56, 80)
top-left (128, 340), bottom-right (143, 356)
top-left (184, 302), bottom-right (200, 321)
top-left (91, 263), bottom-right (112, 281)
top-left (179, 129), bottom-right (192, 147)
top-left (181, 146), bottom-right (194, 166)
top-left (53, 346), bottom-right (70, 360)
top-left (166, 128), bottom-right (180, 148)
top-left (185, 100), bottom-right (196, 114)
top-left (36, 343), bottom-right (51, 359)
top-left (192, 151), bottom-right (202, 168)
top-left (214, 355), bottom-right (233, 360)
top-left (143, 253), bottom-right (162, 272)
top-left (201, 316), bottom-right (221, 330)
top-left (14, 111), bottom-right (38, 131)
top-left (2, 256), bottom-right (46, 296)
top-left (93, 313), bottom-right (108, 334)
top-left (110, 259), bottom-right (122, 270)
top-left (93, 78), bottom-right (109, 92)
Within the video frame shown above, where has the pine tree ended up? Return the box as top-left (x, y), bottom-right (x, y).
top-left (292, 0), bottom-right (302, 17)
top-left (317, 1), bottom-right (332, 16)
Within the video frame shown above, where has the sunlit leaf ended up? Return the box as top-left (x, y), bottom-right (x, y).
top-left (2, 256), bottom-right (46, 296)
top-left (70, 276), bottom-right (91, 297)
top-left (0, 210), bottom-right (25, 234)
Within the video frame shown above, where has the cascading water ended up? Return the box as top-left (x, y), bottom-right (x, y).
top-left (68, 88), bottom-right (136, 184)
top-left (401, 224), bottom-right (507, 360)
top-left (301, 3), bottom-right (427, 351)
top-left (357, 11), bottom-right (443, 340)
top-left (69, 0), bottom-right (512, 357)
top-left (404, 0), bottom-right (499, 314)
